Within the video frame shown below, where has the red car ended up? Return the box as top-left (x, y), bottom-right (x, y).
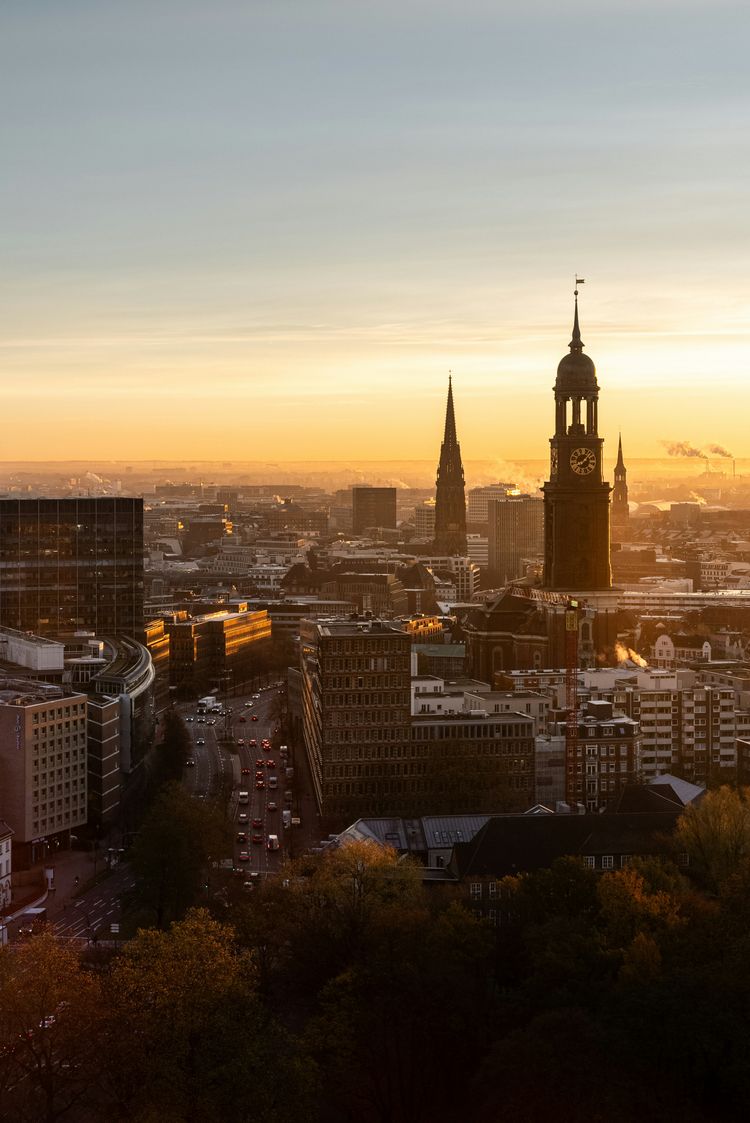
top-left (241, 767), bottom-right (251, 776)
top-left (239, 716), bottom-right (246, 723)
top-left (238, 851), bottom-right (250, 863)
top-left (251, 715), bottom-right (259, 722)
top-left (252, 833), bottom-right (263, 845)
top-left (255, 770), bottom-right (264, 780)
top-left (266, 759), bottom-right (275, 768)
top-left (256, 780), bottom-right (265, 790)
top-left (237, 738), bottom-right (245, 746)
top-left (252, 818), bottom-right (263, 828)
top-left (249, 739), bottom-right (257, 747)
top-left (256, 758), bottom-right (264, 768)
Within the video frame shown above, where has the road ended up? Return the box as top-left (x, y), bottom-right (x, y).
top-left (179, 684), bottom-right (288, 884)
top-left (51, 865), bottom-right (134, 944)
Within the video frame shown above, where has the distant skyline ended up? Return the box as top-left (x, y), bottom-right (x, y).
top-left (3, 1), bottom-right (750, 461)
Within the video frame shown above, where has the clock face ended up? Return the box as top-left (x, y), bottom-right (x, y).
top-left (570, 447), bottom-right (596, 476)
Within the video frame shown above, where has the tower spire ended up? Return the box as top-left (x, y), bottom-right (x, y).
top-left (616, 431), bottom-right (625, 469)
top-left (570, 277), bottom-right (585, 353)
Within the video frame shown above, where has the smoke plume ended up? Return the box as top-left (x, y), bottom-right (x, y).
top-left (614, 641), bottom-right (648, 668)
top-left (707, 444), bottom-right (733, 458)
top-left (661, 441), bottom-right (707, 459)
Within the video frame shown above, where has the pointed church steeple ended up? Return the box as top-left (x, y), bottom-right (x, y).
top-left (433, 374), bottom-right (467, 555)
top-left (612, 431), bottom-right (629, 530)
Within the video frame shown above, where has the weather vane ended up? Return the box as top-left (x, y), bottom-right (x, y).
top-left (574, 275), bottom-right (585, 297)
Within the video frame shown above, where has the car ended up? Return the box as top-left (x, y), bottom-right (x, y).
top-left (252, 833), bottom-right (263, 845)
top-left (256, 780), bottom-right (265, 790)
top-left (239, 716), bottom-right (246, 723)
top-left (255, 771), bottom-right (264, 780)
top-left (255, 758), bottom-right (264, 767)
top-left (197, 717), bottom-right (205, 723)
top-left (244, 701), bottom-right (254, 708)
top-left (185, 716), bottom-right (194, 723)
top-left (236, 832), bottom-right (248, 843)
top-left (238, 851), bottom-right (250, 862)
top-left (251, 715), bottom-right (259, 721)
top-left (252, 817), bottom-right (263, 828)
top-left (252, 693), bottom-right (260, 699)
top-left (241, 767), bottom-right (251, 776)
top-left (196, 738), bottom-right (205, 746)
top-left (207, 719), bottom-right (216, 726)
top-left (238, 812), bottom-right (249, 825)
top-left (237, 738), bottom-right (245, 746)
top-left (184, 758), bottom-right (195, 767)
top-left (266, 759), bottom-right (275, 768)
top-left (267, 801), bottom-right (277, 812)
top-left (249, 738), bottom-right (257, 746)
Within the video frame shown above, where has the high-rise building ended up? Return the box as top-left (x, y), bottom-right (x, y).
top-left (467, 483), bottom-right (517, 527)
top-left (351, 487), bottom-right (397, 535)
top-left (300, 618), bottom-right (412, 821)
top-left (542, 293), bottom-right (611, 590)
top-left (611, 434), bottom-right (630, 532)
top-left (488, 496), bottom-right (544, 583)
top-left (0, 498), bottom-right (144, 638)
top-left (433, 377), bottom-right (467, 555)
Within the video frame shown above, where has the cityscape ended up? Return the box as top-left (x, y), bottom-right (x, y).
top-left (3, 2), bottom-right (750, 1122)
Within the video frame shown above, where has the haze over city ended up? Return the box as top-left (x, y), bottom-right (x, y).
top-left (4, 0), bottom-right (750, 461)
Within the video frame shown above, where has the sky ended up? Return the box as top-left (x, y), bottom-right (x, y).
top-left (2, 0), bottom-right (750, 464)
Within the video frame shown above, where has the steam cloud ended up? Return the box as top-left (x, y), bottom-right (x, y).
top-left (614, 641), bottom-right (648, 668)
top-left (661, 441), bottom-right (707, 459)
top-left (707, 444), bottom-right (733, 458)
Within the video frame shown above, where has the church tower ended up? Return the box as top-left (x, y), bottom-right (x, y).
top-left (542, 289), bottom-right (611, 590)
top-left (611, 433), bottom-right (630, 531)
top-left (433, 375), bottom-right (467, 555)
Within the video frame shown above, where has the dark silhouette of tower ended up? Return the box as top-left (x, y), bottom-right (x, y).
top-left (433, 375), bottom-right (467, 555)
top-left (611, 433), bottom-right (630, 531)
top-left (542, 290), bottom-right (611, 590)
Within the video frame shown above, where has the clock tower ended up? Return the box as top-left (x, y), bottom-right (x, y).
top-left (542, 290), bottom-right (611, 590)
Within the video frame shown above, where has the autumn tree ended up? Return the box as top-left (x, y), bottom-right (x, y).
top-left (0, 933), bottom-right (106, 1123)
top-left (675, 785), bottom-right (750, 891)
top-left (104, 909), bottom-right (315, 1122)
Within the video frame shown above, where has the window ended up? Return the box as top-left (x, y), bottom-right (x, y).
top-left (470, 882), bottom-right (482, 900)
top-left (583, 856), bottom-right (595, 869)
top-left (601, 855), bottom-right (614, 870)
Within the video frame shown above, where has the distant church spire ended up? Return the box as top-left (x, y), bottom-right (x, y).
top-left (433, 374), bottom-right (467, 555)
top-left (612, 431), bottom-right (629, 531)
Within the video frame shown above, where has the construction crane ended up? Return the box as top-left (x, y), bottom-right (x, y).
top-left (508, 585), bottom-right (584, 805)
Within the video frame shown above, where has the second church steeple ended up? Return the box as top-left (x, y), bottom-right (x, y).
top-left (433, 375), bottom-right (467, 555)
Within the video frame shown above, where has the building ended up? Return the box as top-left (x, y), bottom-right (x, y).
top-left (300, 618), bottom-right (412, 822)
top-left (351, 488), bottom-right (397, 535)
top-left (561, 699), bottom-right (641, 813)
top-left (611, 434), bottom-right (630, 533)
top-left (0, 680), bottom-right (88, 868)
top-left (433, 377), bottom-right (467, 555)
top-left (0, 820), bottom-right (12, 913)
top-left (467, 484), bottom-right (517, 528)
top-left (542, 292), bottom-right (612, 591)
top-left (0, 497), bottom-right (144, 638)
top-left (85, 695), bottom-right (121, 829)
top-left (414, 501), bottom-right (436, 538)
top-left (487, 495), bottom-right (544, 583)
top-left (167, 607), bottom-right (272, 695)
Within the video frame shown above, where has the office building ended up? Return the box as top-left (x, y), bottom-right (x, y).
top-left (467, 483), bottom-right (517, 527)
top-left (0, 680), bottom-right (88, 868)
top-left (487, 495), bottom-right (544, 583)
top-left (352, 488), bottom-right (397, 535)
top-left (0, 498), bottom-right (144, 638)
top-left (167, 608), bottom-right (271, 695)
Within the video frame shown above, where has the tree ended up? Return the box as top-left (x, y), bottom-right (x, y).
top-left (675, 786), bottom-right (750, 892)
top-left (130, 783), bottom-right (232, 927)
top-left (0, 933), bottom-right (105, 1123)
top-left (104, 910), bottom-right (315, 1122)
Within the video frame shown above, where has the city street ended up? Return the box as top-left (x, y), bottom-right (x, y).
top-left (178, 683), bottom-right (292, 881)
